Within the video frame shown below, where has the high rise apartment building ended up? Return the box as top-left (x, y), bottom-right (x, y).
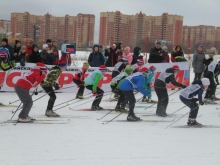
top-left (99, 11), bottom-right (183, 50)
top-left (182, 25), bottom-right (216, 47)
top-left (0, 20), bottom-right (11, 34)
top-left (11, 12), bottom-right (95, 47)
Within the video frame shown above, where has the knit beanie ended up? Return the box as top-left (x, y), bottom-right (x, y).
top-left (2, 38), bottom-right (8, 44)
top-left (99, 65), bottom-right (107, 71)
top-left (83, 62), bottom-right (89, 68)
top-left (201, 78), bottom-right (210, 86)
top-left (124, 66), bottom-right (133, 74)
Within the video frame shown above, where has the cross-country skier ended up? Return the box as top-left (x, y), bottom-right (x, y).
top-left (119, 67), bottom-right (150, 121)
top-left (14, 62), bottom-right (47, 122)
top-left (180, 78), bottom-right (210, 126)
top-left (142, 65), bottom-right (157, 103)
top-left (85, 65), bottom-right (107, 110)
top-left (112, 57), bottom-right (128, 78)
top-left (110, 66), bottom-right (133, 112)
top-left (40, 60), bottom-right (66, 117)
top-left (73, 61), bottom-right (90, 99)
top-left (154, 65), bottom-right (186, 117)
top-left (203, 62), bottom-right (220, 104)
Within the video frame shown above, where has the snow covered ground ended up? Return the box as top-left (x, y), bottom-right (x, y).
top-left (1, 71), bottom-right (220, 165)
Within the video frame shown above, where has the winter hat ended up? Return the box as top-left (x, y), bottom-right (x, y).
top-left (139, 67), bottom-right (149, 73)
top-left (83, 61), bottom-right (89, 68)
top-left (99, 44), bottom-right (103, 49)
top-left (172, 65), bottom-right (180, 72)
top-left (43, 44), bottom-right (48, 50)
top-left (46, 39), bottom-right (52, 43)
top-left (15, 40), bottom-right (21, 45)
top-left (36, 62), bottom-right (47, 71)
top-left (209, 47), bottom-right (217, 54)
top-left (122, 57), bottom-right (128, 62)
top-left (2, 38), bottom-right (8, 44)
top-left (201, 78), bottom-right (210, 86)
top-left (198, 44), bottom-right (204, 50)
top-left (149, 66), bottom-right (156, 71)
top-left (137, 59), bottom-right (144, 65)
top-left (155, 40), bottom-right (161, 45)
top-left (28, 40), bottom-right (33, 45)
top-left (99, 65), bottom-right (107, 71)
top-left (162, 46), bottom-right (168, 50)
top-left (58, 60), bottom-right (67, 68)
top-left (124, 66), bottom-right (133, 74)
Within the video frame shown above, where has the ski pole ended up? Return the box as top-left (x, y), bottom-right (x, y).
top-left (98, 91), bottom-right (140, 120)
top-left (165, 104), bottom-right (200, 129)
top-left (9, 85), bottom-right (76, 105)
top-left (152, 105), bottom-right (187, 126)
top-left (144, 88), bottom-right (181, 110)
top-left (10, 85), bottom-right (39, 125)
top-left (66, 91), bottom-right (112, 111)
top-left (54, 91), bottom-right (92, 108)
top-left (102, 97), bottom-right (143, 124)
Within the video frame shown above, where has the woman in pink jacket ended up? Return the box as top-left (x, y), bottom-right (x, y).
top-left (123, 46), bottom-right (133, 65)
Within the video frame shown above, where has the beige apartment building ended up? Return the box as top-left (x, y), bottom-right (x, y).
top-left (11, 12), bottom-right (95, 47)
top-left (99, 11), bottom-right (183, 51)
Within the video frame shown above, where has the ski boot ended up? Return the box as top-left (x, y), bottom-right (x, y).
top-left (120, 105), bottom-right (128, 113)
top-left (127, 113), bottom-right (141, 121)
top-left (76, 94), bottom-right (84, 99)
top-left (204, 99), bottom-right (217, 104)
top-left (91, 105), bottom-right (104, 110)
top-left (18, 117), bottom-right (31, 123)
top-left (45, 110), bottom-right (60, 117)
top-left (187, 118), bottom-right (202, 126)
top-left (115, 105), bottom-right (121, 112)
top-left (142, 96), bottom-right (148, 102)
top-left (147, 98), bottom-right (157, 103)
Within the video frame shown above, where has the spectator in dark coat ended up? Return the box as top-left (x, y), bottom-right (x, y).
top-left (13, 40), bottom-right (21, 57)
top-left (171, 45), bottom-right (187, 62)
top-left (131, 46), bottom-right (141, 65)
top-left (148, 42), bottom-right (163, 63)
top-left (1, 38), bottom-right (14, 61)
top-left (40, 44), bottom-right (57, 65)
top-left (15, 46), bottom-right (27, 66)
top-left (52, 40), bottom-right (59, 65)
top-left (192, 44), bottom-right (206, 80)
top-left (161, 46), bottom-right (170, 63)
top-left (28, 44), bottom-right (41, 63)
top-left (88, 44), bottom-right (105, 67)
top-left (105, 44), bottom-right (117, 67)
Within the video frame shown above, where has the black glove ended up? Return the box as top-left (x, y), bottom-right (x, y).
top-left (34, 92), bottom-right (38, 95)
top-left (192, 98), bottom-right (198, 102)
top-left (54, 83), bottom-right (60, 90)
top-left (147, 83), bottom-right (151, 88)
top-left (199, 102), bottom-right (204, 106)
top-left (181, 85), bottom-right (187, 89)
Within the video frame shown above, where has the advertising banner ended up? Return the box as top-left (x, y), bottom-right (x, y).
top-left (0, 62), bottom-right (190, 92)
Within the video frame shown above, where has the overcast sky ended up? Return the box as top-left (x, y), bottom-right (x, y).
top-left (1, 0), bottom-right (220, 43)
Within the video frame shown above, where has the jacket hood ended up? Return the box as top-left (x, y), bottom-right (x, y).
top-left (133, 47), bottom-right (141, 55)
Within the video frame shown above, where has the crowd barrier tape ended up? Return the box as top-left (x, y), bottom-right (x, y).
top-left (0, 62), bottom-right (190, 92)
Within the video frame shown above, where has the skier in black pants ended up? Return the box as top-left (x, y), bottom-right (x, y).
top-left (41, 60), bottom-right (66, 117)
top-left (180, 78), bottom-right (210, 126)
top-left (203, 62), bottom-right (220, 104)
top-left (154, 65), bottom-right (186, 117)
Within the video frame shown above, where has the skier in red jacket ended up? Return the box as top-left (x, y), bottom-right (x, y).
top-left (14, 62), bottom-right (47, 122)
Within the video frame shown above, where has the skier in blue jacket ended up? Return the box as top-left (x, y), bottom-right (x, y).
top-left (142, 65), bottom-right (157, 103)
top-left (119, 67), bottom-right (150, 121)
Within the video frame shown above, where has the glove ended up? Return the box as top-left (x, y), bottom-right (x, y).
top-left (34, 91), bottom-right (38, 95)
top-left (147, 83), bottom-right (151, 88)
top-left (192, 98), bottom-right (198, 102)
top-left (199, 102), bottom-right (204, 106)
top-left (217, 82), bottom-right (220, 85)
top-left (54, 83), bottom-right (60, 90)
top-left (92, 91), bottom-right (97, 96)
top-left (182, 85), bottom-right (187, 89)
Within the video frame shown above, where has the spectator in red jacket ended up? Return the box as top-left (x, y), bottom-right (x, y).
top-left (73, 61), bottom-right (90, 99)
top-left (14, 62), bottom-right (47, 123)
top-left (26, 40), bottom-right (33, 55)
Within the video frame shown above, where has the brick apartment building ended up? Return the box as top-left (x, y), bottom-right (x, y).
top-left (10, 12), bottom-right (95, 47)
top-left (182, 25), bottom-right (216, 50)
top-left (0, 20), bottom-right (11, 38)
top-left (99, 11), bottom-right (183, 51)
